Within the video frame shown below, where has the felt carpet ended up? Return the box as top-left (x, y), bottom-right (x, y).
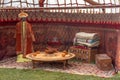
top-left (0, 57), bottom-right (115, 78)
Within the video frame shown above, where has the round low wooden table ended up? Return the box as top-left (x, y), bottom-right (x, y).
top-left (26, 52), bottom-right (75, 69)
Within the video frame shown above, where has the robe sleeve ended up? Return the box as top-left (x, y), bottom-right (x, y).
top-left (28, 23), bottom-right (35, 42)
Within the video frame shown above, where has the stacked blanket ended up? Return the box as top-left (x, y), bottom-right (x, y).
top-left (73, 32), bottom-right (100, 47)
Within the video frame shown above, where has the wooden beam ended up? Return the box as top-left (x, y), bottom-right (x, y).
top-left (0, 5), bottom-right (120, 10)
top-left (84, 0), bottom-right (102, 5)
top-left (84, 0), bottom-right (105, 13)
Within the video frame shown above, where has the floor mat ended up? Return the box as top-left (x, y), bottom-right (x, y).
top-left (0, 57), bottom-right (115, 78)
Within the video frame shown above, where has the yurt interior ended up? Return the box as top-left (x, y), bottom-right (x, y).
top-left (0, 0), bottom-right (120, 79)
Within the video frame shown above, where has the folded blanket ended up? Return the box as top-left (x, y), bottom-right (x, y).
top-left (77, 41), bottom-right (100, 47)
top-left (75, 32), bottom-right (99, 39)
top-left (76, 38), bottom-right (99, 44)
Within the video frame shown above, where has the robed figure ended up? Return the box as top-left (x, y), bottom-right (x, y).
top-left (16, 11), bottom-right (35, 62)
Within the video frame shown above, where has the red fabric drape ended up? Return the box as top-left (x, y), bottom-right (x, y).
top-left (39, 0), bottom-right (45, 7)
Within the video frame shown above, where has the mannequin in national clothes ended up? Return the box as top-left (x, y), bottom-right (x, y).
top-left (16, 11), bottom-right (35, 62)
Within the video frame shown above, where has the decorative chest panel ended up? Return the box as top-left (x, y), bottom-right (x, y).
top-left (95, 54), bottom-right (113, 71)
top-left (69, 46), bottom-right (98, 63)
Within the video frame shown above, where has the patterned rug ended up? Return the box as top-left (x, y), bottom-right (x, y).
top-left (0, 57), bottom-right (116, 78)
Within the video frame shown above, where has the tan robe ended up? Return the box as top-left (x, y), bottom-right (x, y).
top-left (16, 21), bottom-right (35, 57)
